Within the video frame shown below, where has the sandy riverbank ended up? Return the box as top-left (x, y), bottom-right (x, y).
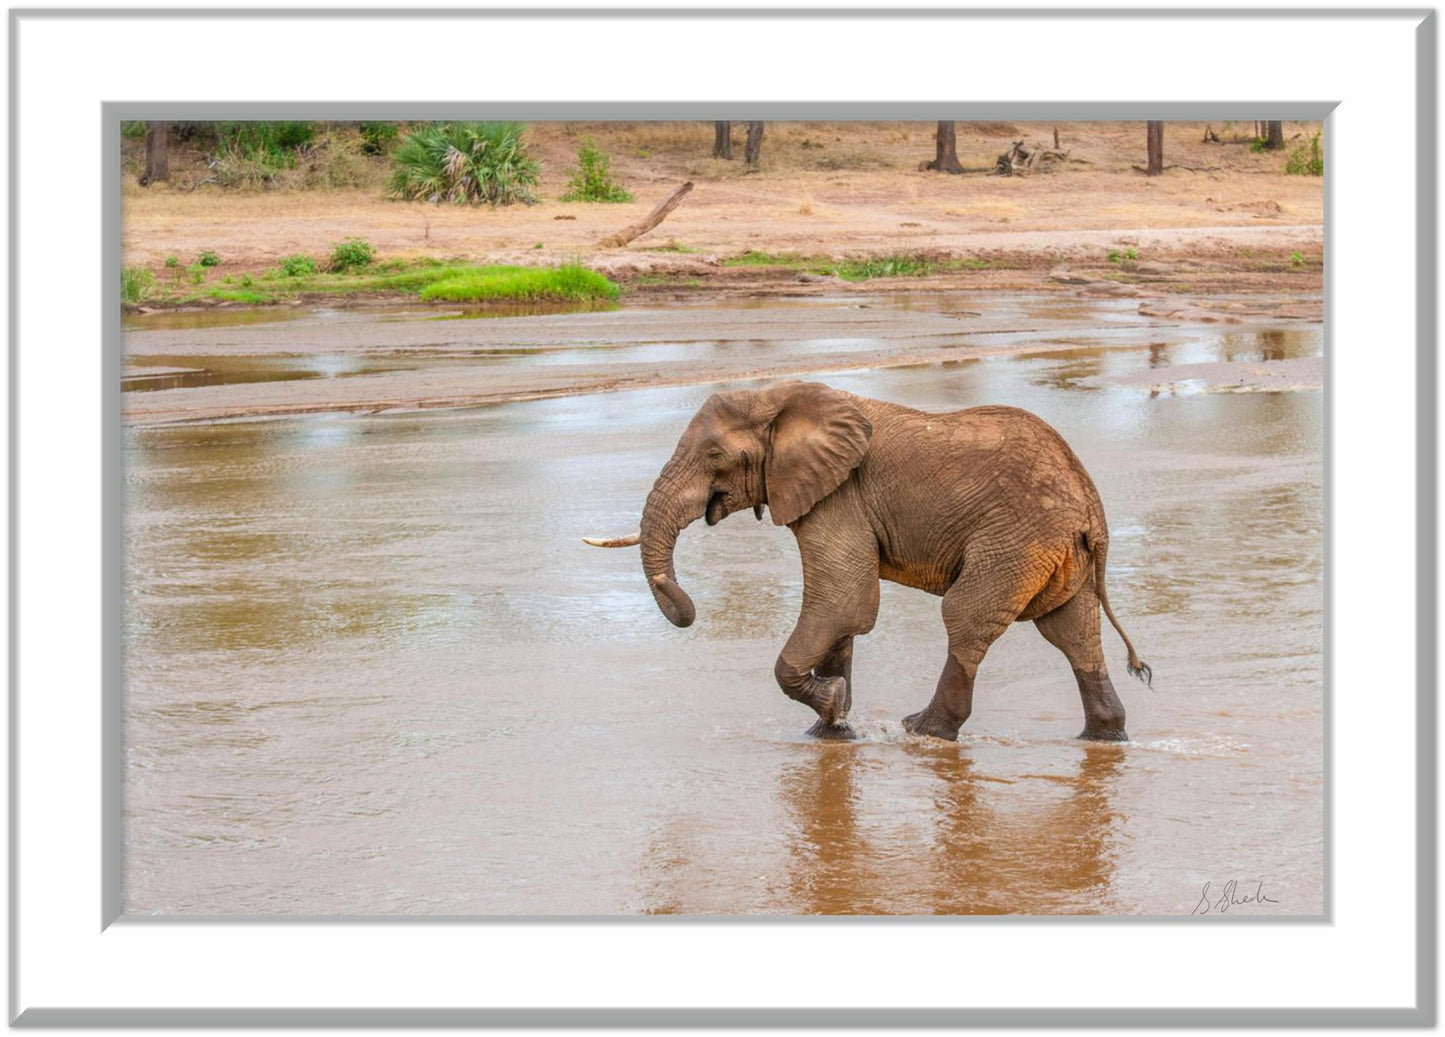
top-left (123, 121), bottom-right (1324, 303)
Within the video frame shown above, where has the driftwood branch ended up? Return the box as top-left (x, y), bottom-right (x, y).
top-left (993, 141), bottom-right (1069, 177)
top-left (597, 181), bottom-right (694, 249)
top-left (1131, 163), bottom-right (1223, 174)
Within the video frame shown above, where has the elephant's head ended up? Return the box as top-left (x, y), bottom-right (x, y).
top-left (586, 381), bottom-right (872, 628)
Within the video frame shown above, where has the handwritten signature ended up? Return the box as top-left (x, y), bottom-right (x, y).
top-left (1191, 880), bottom-right (1279, 915)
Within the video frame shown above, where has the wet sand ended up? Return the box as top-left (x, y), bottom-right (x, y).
top-left (122, 293), bottom-right (1323, 915)
top-left (123, 292), bottom-right (1322, 425)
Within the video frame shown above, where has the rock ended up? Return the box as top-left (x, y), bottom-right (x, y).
top-left (1134, 262), bottom-right (1171, 276)
top-left (1079, 281), bottom-right (1140, 297)
top-left (1048, 267), bottom-right (1093, 285)
top-left (796, 272), bottom-right (841, 284)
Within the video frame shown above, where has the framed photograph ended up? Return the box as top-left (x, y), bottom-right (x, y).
top-left (10, 4), bottom-right (1433, 1026)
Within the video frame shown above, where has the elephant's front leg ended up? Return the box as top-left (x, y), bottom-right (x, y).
top-left (804, 636), bottom-right (857, 740)
top-left (774, 521), bottom-right (880, 737)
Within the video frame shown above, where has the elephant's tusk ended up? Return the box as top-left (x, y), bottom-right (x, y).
top-left (582, 532), bottom-right (641, 548)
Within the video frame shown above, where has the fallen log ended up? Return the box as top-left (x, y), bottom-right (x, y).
top-left (597, 181), bottom-right (694, 248)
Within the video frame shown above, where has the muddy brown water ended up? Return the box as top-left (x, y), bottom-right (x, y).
top-left (123, 294), bottom-right (1323, 915)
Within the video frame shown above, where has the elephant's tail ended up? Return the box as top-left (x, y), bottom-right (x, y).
top-left (1088, 532), bottom-right (1152, 688)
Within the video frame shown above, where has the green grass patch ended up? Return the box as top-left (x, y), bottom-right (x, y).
top-left (831, 253), bottom-right (940, 281)
top-left (205, 290), bottom-right (275, 305)
top-left (154, 257), bottom-right (615, 308)
top-left (723, 249), bottom-right (818, 268)
top-left (419, 263), bottom-right (619, 303)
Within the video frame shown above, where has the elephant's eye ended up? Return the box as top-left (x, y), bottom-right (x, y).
top-left (706, 446), bottom-right (725, 462)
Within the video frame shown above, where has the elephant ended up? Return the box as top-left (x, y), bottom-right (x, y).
top-left (585, 380), bottom-right (1150, 741)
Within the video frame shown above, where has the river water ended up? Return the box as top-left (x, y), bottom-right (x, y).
top-left (123, 293), bottom-right (1324, 915)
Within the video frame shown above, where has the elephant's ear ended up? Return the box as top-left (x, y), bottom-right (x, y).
top-left (760, 382), bottom-right (872, 526)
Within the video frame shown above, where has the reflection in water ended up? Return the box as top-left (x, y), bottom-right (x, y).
top-left (769, 742), bottom-right (1123, 914)
top-left (124, 295), bottom-right (1323, 916)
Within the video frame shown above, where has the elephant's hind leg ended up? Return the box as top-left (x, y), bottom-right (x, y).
top-left (903, 570), bottom-right (1022, 742)
top-left (1034, 580), bottom-right (1129, 741)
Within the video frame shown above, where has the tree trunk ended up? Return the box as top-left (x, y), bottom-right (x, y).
top-left (926, 121), bottom-right (964, 173)
top-left (1265, 120), bottom-right (1285, 150)
top-left (596, 181), bottom-right (694, 248)
top-left (1146, 121), bottom-right (1164, 176)
top-left (141, 121), bottom-right (169, 185)
top-left (713, 121), bottom-right (732, 160)
top-left (745, 121), bottom-right (764, 169)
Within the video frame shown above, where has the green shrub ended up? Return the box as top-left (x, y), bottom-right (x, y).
top-left (121, 121), bottom-right (148, 140)
top-left (164, 255), bottom-right (180, 269)
top-left (1285, 133), bottom-right (1323, 176)
top-left (387, 122), bottom-right (540, 206)
top-left (418, 263), bottom-right (619, 303)
top-left (212, 121), bottom-right (315, 158)
top-left (187, 263), bottom-right (206, 284)
top-left (197, 250), bottom-right (220, 267)
top-left (561, 138), bottom-right (632, 203)
top-left (281, 254), bottom-right (318, 277)
top-left (329, 238), bottom-right (375, 272)
top-left (358, 121), bottom-right (400, 155)
top-left (121, 266), bottom-right (154, 304)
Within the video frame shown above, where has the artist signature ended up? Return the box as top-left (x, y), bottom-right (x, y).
top-left (1191, 880), bottom-right (1279, 915)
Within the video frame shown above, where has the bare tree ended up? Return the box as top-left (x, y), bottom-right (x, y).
top-left (1146, 121), bottom-right (1164, 177)
top-left (713, 121), bottom-right (732, 160)
top-left (140, 121), bottom-right (169, 186)
top-left (1264, 121), bottom-right (1285, 150)
top-left (745, 121), bottom-right (764, 169)
top-left (926, 121), bottom-right (965, 173)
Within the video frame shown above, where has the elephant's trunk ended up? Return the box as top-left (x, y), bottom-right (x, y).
top-left (639, 455), bottom-right (704, 628)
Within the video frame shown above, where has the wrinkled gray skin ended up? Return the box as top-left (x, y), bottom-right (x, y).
top-left (629, 380), bottom-right (1150, 741)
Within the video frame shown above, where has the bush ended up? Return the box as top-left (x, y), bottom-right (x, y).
top-left (329, 238), bottom-right (375, 272)
top-left (121, 266), bottom-right (154, 304)
top-left (387, 122), bottom-right (540, 206)
top-left (281, 254), bottom-right (318, 277)
top-left (358, 121), bottom-right (400, 155)
top-left (561, 138), bottom-right (632, 203)
top-left (197, 250), bottom-right (220, 267)
top-left (211, 121), bottom-right (316, 159)
top-left (201, 121), bottom-right (317, 187)
top-left (1285, 133), bottom-right (1323, 176)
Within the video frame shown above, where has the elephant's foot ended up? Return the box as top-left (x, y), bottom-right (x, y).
top-left (903, 707), bottom-right (963, 742)
top-left (805, 717), bottom-right (858, 741)
top-left (1078, 723), bottom-right (1129, 742)
top-left (813, 675), bottom-right (849, 727)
